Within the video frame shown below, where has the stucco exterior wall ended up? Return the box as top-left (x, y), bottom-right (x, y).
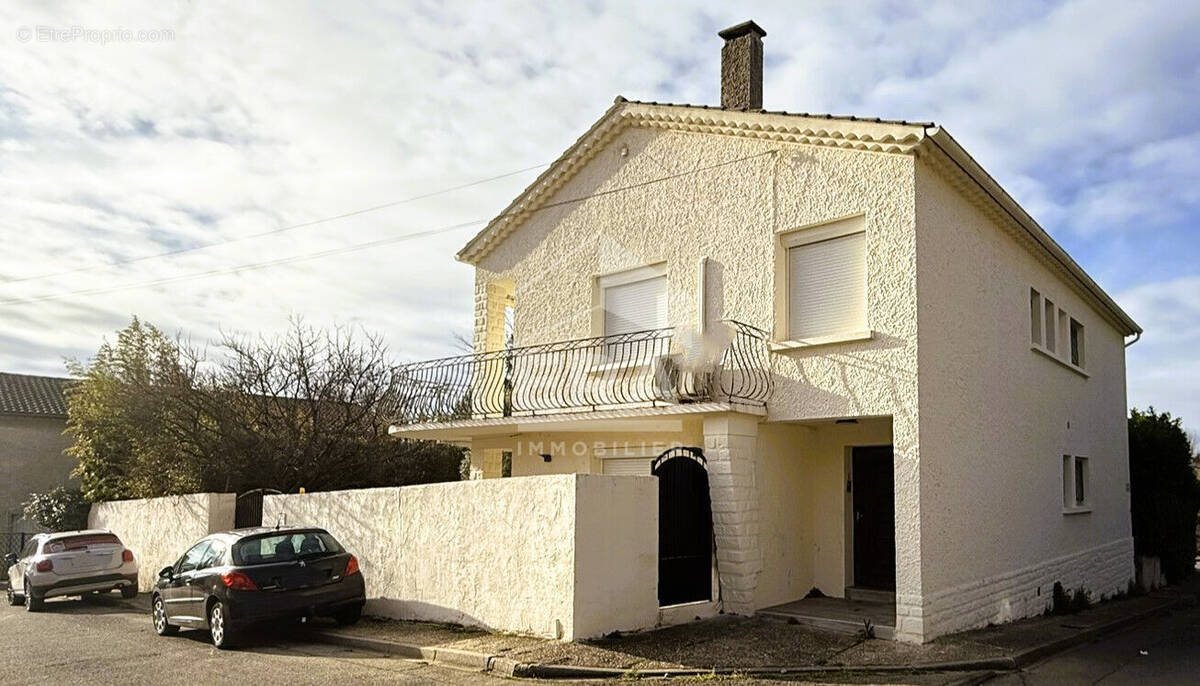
top-left (913, 160), bottom-right (1134, 639)
top-left (473, 120), bottom-right (926, 637)
top-left (755, 418), bottom-right (894, 609)
top-left (0, 415), bottom-right (75, 532)
top-left (262, 474), bottom-right (657, 640)
top-left (498, 423), bottom-right (704, 476)
top-left (88, 493), bottom-right (236, 591)
top-left (475, 125), bottom-right (920, 427)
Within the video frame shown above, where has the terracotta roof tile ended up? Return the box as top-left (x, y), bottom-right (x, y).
top-left (615, 97), bottom-right (935, 128)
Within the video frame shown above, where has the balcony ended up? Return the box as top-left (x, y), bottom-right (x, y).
top-left (393, 320), bottom-right (772, 427)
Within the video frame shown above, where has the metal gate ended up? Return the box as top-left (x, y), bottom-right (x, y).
top-left (652, 446), bottom-right (713, 606)
top-left (2, 532), bottom-right (28, 557)
top-left (235, 489), bottom-right (281, 528)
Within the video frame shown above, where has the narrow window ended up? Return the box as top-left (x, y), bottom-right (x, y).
top-left (1074, 457), bottom-right (1086, 504)
top-left (1063, 455), bottom-right (1089, 509)
top-left (1058, 308), bottom-right (1068, 359)
top-left (1043, 299), bottom-right (1057, 352)
top-left (1069, 318), bottom-right (1085, 367)
top-left (786, 232), bottom-right (867, 339)
top-left (1030, 288), bottom-right (1042, 345)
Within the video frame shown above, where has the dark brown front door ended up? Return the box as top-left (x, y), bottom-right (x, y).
top-left (852, 446), bottom-right (895, 590)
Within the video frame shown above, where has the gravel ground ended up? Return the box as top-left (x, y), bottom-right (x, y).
top-left (331, 615), bottom-right (487, 645)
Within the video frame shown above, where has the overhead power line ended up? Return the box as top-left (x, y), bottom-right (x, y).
top-left (0, 149), bottom-right (777, 307)
top-left (1, 163), bottom-right (550, 286)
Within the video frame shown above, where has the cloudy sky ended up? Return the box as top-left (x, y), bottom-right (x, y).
top-left (1, 1), bottom-right (1197, 429)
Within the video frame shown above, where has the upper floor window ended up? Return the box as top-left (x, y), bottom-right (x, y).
top-left (1029, 287), bottom-right (1085, 373)
top-left (780, 219), bottom-right (867, 341)
top-left (1069, 317), bottom-right (1085, 367)
top-left (599, 265), bottom-right (668, 337)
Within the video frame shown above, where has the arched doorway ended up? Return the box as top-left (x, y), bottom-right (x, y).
top-left (652, 446), bottom-right (713, 606)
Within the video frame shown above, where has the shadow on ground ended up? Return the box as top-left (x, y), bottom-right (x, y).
top-left (27, 594), bottom-right (146, 616)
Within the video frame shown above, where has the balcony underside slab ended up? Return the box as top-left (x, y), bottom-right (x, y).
top-left (389, 401), bottom-right (766, 442)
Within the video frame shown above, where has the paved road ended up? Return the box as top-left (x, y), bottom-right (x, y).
top-left (0, 594), bottom-right (507, 685)
top-left (986, 600), bottom-right (1200, 685)
top-left (19, 590), bottom-right (1190, 685)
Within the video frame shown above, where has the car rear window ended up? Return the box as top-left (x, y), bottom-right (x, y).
top-left (45, 533), bottom-right (121, 553)
top-left (231, 531), bottom-right (343, 566)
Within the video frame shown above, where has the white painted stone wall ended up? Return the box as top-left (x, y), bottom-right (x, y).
top-left (262, 474), bottom-right (657, 640)
top-left (88, 492), bottom-right (236, 591)
top-left (912, 159), bottom-right (1135, 639)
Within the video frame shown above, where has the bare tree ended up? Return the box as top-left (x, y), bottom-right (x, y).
top-left (65, 317), bottom-right (463, 500)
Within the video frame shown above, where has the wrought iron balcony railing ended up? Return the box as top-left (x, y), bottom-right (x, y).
top-left (393, 320), bottom-right (772, 425)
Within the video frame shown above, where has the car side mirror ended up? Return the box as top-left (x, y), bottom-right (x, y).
top-left (158, 566), bottom-right (174, 580)
top-left (3, 553), bottom-right (16, 566)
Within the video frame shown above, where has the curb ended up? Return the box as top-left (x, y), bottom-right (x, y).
top-left (308, 595), bottom-right (1188, 679)
top-left (311, 631), bottom-right (490, 670)
top-left (1010, 595), bottom-right (1185, 668)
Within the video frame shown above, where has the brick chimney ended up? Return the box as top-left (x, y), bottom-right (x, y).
top-left (718, 20), bottom-right (766, 110)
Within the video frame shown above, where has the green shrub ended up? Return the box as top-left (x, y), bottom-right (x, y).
top-left (1069, 588), bottom-right (1092, 613)
top-left (1129, 408), bottom-right (1200, 583)
top-left (1051, 582), bottom-right (1071, 615)
top-left (1050, 582), bottom-right (1092, 615)
top-left (22, 487), bottom-right (90, 532)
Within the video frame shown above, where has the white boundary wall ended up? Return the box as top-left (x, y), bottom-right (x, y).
top-left (89, 492), bottom-right (236, 591)
top-left (263, 474), bottom-right (657, 640)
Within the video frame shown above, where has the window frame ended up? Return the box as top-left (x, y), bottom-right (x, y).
top-left (771, 215), bottom-right (872, 350)
top-left (1030, 288), bottom-right (1042, 345)
top-left (592, 263), bottom-right (668, 339)
top-left (1029, 287), bottom-right (1088, 377)
top-left (1069, 317), bottom-right (1085, 367)
top-left (1062, 455), bottom-right (1091, 514)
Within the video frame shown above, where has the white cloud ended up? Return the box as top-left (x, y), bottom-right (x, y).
top-left (1120, 276), bottom-right (1200, 430)
top-left (0, 0), bottom-right (1196, 434)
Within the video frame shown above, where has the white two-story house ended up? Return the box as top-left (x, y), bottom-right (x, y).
top-left (390, 21), bottom-right (1141, 643)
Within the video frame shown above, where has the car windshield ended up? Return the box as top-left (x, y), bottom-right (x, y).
top-left (44, 533), bottom-right (121, 553)
top-left (231, 531), bottom-right (343, 566)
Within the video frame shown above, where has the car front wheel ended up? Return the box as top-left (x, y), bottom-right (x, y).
top-left (152, 595), bottom-right (177, 636)
top-left (208, 600), bottom-right (237, 649)
top-left (24, 580), bottom-right (43, 612)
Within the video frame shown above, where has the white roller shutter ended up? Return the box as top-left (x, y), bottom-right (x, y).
top-left (604, 276), bottom-right (667, 336)
top-left (601, 457), bottom-right (653, 476)
top-left (787, 232), bottom-right (867, 339)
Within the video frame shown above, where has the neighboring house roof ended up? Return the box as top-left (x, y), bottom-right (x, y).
top-left (457, 99), bottom-right (1140, 337)
top-left (0, 372), bottom-right (70, 418)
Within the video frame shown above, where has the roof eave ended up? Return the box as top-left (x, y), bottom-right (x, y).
top-left (922, 127), bottom-right (1141, 336)
top-left (457, 99), bottom-right (929, 265)
top-left (457, 98), bottom-right (632, 264)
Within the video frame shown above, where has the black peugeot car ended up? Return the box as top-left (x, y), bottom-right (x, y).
top-left (151, 526), bottom-right (365, 649)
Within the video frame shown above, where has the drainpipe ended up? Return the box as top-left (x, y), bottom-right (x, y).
top-left (1124, 332), bottom-right (1141, 348)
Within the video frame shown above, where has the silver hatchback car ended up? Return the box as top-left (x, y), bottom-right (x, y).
top-left (5, 530), bottom-right (139, 611)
